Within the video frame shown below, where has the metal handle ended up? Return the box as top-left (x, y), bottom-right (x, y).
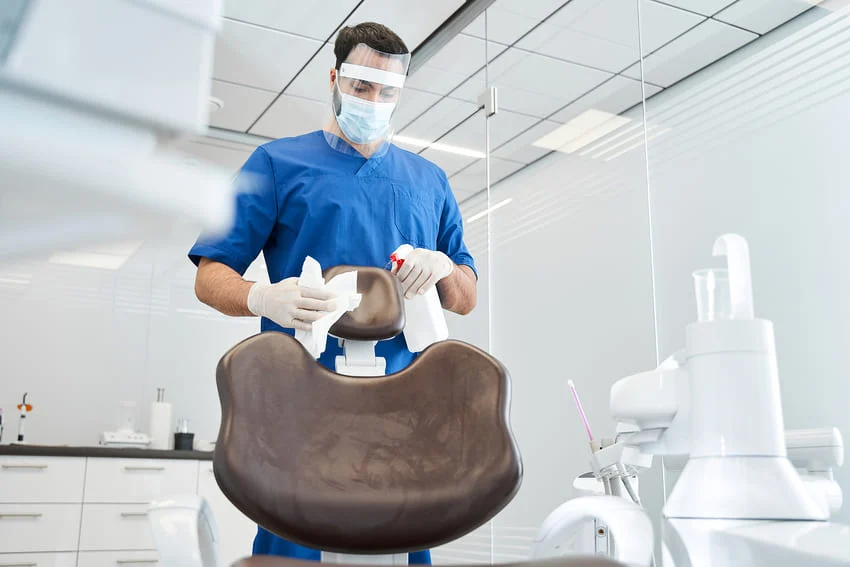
top-left (123, 465), bottom-right (165, 471)
top-left (0, 562), bottom-right (37, 566)
top-left (1, 464), bottom-right (47, 470)
top-left (120, 511), bottom-right (148, 518)
top-left (116, 560), bottom-right (158, 565)
top-left (0, 513), bottom-right (43, 518)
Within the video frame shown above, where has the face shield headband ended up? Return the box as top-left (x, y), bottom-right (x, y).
top-left (328, 44), bottom-right (410, 147)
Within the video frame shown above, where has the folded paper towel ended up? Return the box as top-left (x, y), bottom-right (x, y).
top-left (294, 256), bottom-right (362, 358)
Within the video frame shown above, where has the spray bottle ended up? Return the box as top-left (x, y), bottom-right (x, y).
top-left (390, 244), bottom-right (449, 352)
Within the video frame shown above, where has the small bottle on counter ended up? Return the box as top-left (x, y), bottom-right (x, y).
top-left (173, 418), bottom-right (194, 451)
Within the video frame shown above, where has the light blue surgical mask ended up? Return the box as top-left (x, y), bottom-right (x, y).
top-left (333, 82), bottom-right (397, 144)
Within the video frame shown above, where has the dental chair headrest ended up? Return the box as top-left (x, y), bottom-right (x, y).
top-left (324, 266), bottom-right (405, 341)
top-left (213, 331), bottom-right (522, 554)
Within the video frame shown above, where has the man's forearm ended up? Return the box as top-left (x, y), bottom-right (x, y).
top-left (195, 258), bottom-right (255, 317)
top-left (437, 264), bottom-right (477, 315)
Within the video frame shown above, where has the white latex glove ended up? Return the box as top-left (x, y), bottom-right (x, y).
top-left (246, 277), bottom-right (338, 332)
top-left (391, 247), bottom-right (454, 299)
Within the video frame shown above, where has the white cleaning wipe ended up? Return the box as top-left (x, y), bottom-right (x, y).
top-left (294, 256), bottom-right (362, 358)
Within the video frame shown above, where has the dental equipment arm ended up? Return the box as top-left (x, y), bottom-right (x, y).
top-left (1, 0), bottom-right (233, 258)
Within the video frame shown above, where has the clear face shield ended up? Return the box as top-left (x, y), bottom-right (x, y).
top-left (324, 43), bottom-right (410, 154)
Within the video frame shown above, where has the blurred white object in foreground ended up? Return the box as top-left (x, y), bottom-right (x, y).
top-left (0, 0), bottom-right (235, 259)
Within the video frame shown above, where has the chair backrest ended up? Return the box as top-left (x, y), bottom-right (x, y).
top-left (213, 267), bottom-right (522, 554)
top-left (323, 265), bottom-right (405, 341)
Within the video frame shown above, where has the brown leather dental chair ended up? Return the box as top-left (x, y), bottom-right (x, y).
top-left (150, 266), bottom-right (625, 567)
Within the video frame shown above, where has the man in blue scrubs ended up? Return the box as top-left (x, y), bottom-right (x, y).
top-left (189, 22), bottom-right (477, 564)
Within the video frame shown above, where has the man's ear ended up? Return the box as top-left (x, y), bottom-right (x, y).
top-left (329, 67), bottom-right (337, 88)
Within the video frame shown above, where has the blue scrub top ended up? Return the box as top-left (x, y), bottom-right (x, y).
top-left (189, 130), bottom-right (476, 561)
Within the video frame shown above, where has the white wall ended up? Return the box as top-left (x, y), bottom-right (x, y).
top-left (642, 6), bottom-right (850, 521)
top-left (0, 226), bottom-right (264, 448)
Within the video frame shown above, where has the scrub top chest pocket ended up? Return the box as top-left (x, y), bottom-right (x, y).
top-left (392, 182), bottom-right (438, 249)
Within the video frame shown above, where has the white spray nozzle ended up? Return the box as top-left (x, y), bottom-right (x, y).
top-left (712, 233), bottom-right (754, 320)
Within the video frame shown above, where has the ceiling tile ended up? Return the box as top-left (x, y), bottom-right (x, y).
top-left (345, 0), bottom-right (465, 49)
top-left (213, 19), bottom-right (323, 92)
top-left (249, 94), bottom-right (328, 139)
top-left (621, 19), bottom-right (756, 86)
top-left (221, 0), bottom-right (361, 41)
top-left (654, 0), bottom-right (738, 16)
top-left (453, 48), bottom-right (612, 117)
top-left (406, 34), bottom-right (507, 96)
top-left (285, 43), bottom-right (335, 102)
top-left (639, 1), bottom-right (707, 53)
top-left (516, 20), bottom-right (640, 73)
top-left (463, 0), bottom-right (568, 45)
top-left (419, 148), bottom-right (479, 177)
top-left (393, 88), bottom-right (444, 131)
top-left (208, 80), bottom-right (277, 132)
top-left (398, 97), bottom-right (480, 142)
top-left (437, 110), bottom-right (540, 153)
top-left (549, 75), bottom-right (662, 123)
top-left (714, 0), bottom-right (815, 34)
top-left (550, 0), bottom-right (703, 54)
top-left (492, 119), bottom-right (563, 163)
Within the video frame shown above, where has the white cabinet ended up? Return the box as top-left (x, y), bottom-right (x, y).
top-left (77, 550), bottom-right (160, 567)
top-left (79, 504), bottom-right (156, 551)
top-left (84, 459), bottom-right (198, 503)
top-left (0, 504), bottom-right (82, 553)
top-left (0, 552), bottom-right (78, 567)
top-left (0, 457), bottom-right (85, 503)
top-left (0, 454), bottom-right (256, 566)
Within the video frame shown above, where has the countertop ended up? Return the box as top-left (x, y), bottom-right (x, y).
top-left (0, 443), bottom-right (213, 460)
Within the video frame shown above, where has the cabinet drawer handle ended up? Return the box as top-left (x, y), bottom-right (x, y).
top-left (1, 464), bottom-right (47, 470)
top-left (123, 465), bottom-right (165, 471)
top-left (120, 511), bottom-right (149, 518)
top-left (116, 560), bottom-right (158, 565)
top-left (0, 562), bottom-right (37, 566)
top-left (0, 513), bottom-right (43, 518)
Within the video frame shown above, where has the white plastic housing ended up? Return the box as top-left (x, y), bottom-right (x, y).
top-left (533, 495), bottom-right (654, 567)
top-left (666, 518), bottom-right (850, 567)
top-left (665, 317), bottom-right (825, 520)
top-left (148, 494), bottom-right (220, 567)
top-left (664, 456), bottom-right (826, 520)
top-left (787, 428), bottom-right (844, 471)
top-left (4, 0), bottom-right (221, 134)
top-left (685, 319), bottom-right (785, 458)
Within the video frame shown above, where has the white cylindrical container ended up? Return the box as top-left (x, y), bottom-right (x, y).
top-left (685, 319), bottom-right (786, 458)
top-left (149, 387), bottom-right (172, 450)
top-left (390, 245), bottom-right (449, 352)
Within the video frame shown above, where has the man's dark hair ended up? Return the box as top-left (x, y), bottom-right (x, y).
top-left (334, 22), bottom-right (409, 70)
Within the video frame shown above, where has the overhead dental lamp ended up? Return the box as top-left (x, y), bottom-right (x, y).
top-left (0, 0), bottom-right (235, 259)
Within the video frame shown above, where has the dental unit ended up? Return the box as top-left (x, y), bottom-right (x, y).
top-left (532, 234), bottom-right (850, 566)
top-left (146, 260), bottom-right (620, 567)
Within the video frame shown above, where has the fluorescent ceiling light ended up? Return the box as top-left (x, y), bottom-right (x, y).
top-left (467, 198), bottom-right (513, 224)
top-left (532, 109), bottom-right (631, 154)
top-left (48, 239), bottom-right (143, 270)
top-left (49, 251), bottom-right (128, 270)
top-left (393, 135), bottom-right (486, 159)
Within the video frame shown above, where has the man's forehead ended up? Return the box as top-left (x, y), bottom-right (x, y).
top-left (345, 44), bottom-right (407, 74)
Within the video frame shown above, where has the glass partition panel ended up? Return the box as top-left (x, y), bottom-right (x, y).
top-left (639, 0), bottom-right (850, 544)
top-left (479, 0), bottom-right (658, 562)
top-left (400, 6), bottom-right (495, 565)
